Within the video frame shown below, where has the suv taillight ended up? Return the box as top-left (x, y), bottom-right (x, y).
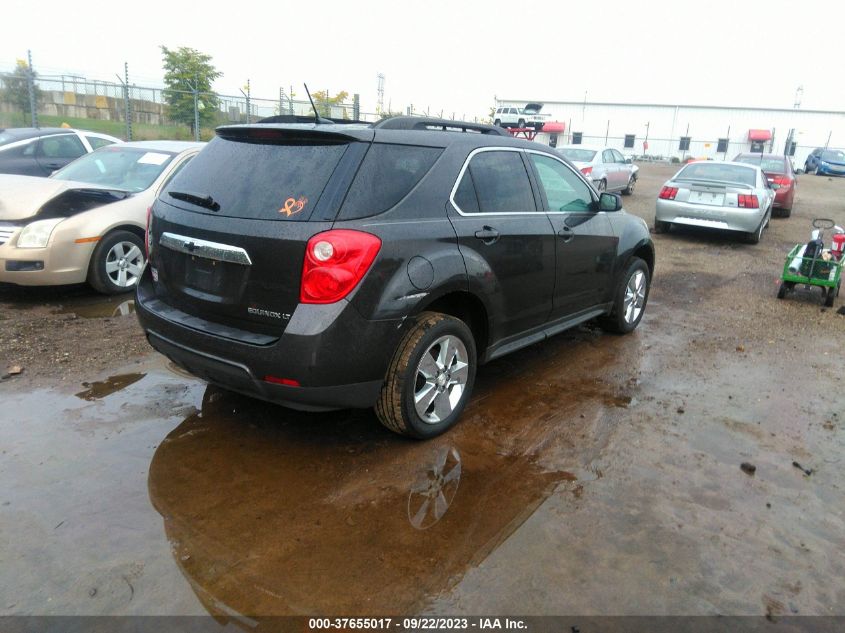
top-left (659, 186), bottom-right (678, 200)
top-left (145, 206), bottom-right (153, 258)
top-left (300, 230), bottom-right (381, 304)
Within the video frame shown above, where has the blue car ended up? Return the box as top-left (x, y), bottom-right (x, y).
top-left (804, 148), bottom-right (845, 176)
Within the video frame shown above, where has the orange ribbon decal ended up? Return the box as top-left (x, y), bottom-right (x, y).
top-left (280, 196), bottom-right (308, 217)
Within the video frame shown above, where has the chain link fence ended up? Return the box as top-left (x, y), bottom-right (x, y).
top-left (0, 57), bottom-right (378, 142)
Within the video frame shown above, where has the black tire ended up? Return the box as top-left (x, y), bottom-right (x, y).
top-left (777, 283), bottom-right (788, 299)
top-left (599, 257), bottom-right (651, 334)
top-left (494, 119), bottom-right (501, 127)
top-left (654, 219), bottom-right (670, 234)
top-left (517, 118), bottom-right (526, 129)
top-left (778, 207), bottom-right (792, 218)
top-left (376, 312), bottom-right (477, 439)
top-left (824, 286), bottom-right (836, 307)
top-left (622, 175), bottom-right (636, 195)
top-left (87, 230), bottom-right (146, 295)
top-left (744, 214), bottom-right (767, 244)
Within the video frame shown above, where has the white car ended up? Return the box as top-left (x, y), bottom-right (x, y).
top-left (0, 127), bottom-right (122, 177)
top-left (493, 103), bottom-right (550, 130)
top-left (0, 140), bottom-right (204, 293)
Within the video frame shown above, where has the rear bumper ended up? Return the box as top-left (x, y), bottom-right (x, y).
top-left (773, 187), bottom-right (794, 208)
top-left (655, 199), bottom-right (766, 233)
top-left (135, 267), bottom-right (405, 410)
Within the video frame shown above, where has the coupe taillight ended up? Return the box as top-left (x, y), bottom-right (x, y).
top-left (145, 206), bottom-right (153, 258)
top-left (771, 175), bottom-right (792, 188)
top-left (737, 194), bottom-right (759, 208)
top-left (300, 230), bottom-right (382, 304)
top-left (580, 166), bottom-right (593, 176)
top-left (659, 186), bottom-right (678, 200)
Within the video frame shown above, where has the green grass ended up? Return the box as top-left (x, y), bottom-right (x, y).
top-left (0, 111), bottom-right (217, 141)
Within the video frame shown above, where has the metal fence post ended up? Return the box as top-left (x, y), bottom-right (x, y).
top-left (353, 93), bottom-right (360, 121)
top-left (124, 63), bottom-right (132, 141)
top-left (27, 50), bottom-right (38, 128)
top-left (193, 86), bottom-right (200, 142)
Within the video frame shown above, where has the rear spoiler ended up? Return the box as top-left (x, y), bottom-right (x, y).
top-left (216, 123), bottom-right (374, 144)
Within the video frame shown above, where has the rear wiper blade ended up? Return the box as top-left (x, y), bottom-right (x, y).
top-left (168, 190), bottom-right (220, 211)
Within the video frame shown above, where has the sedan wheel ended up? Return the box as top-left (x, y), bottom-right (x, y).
top-left (88, 230), bottom-right (146, 295)
top-left (622, 176), bottom-right (636, 195)
top-left (596, 179), bottom-right (607, 192)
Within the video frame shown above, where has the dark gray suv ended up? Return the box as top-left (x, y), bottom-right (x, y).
top-left (136, 117), bottom-right (654, 438)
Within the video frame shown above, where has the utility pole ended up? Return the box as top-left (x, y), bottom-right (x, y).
top-left (26, 50), bottom-right (38, 128)
top-left (239, 80), bottom-right (251, 123)
top-left (189, 75), bottom-right (200, 142)
top-left (377, 73), bottom-right (385, 115)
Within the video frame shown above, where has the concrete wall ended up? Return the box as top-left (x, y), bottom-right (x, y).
top-left (0, 90), bottom-right (166, 125)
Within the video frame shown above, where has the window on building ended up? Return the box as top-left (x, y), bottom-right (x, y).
top-left (624, 134), bottom-right (635, 149)
top-left (786, 141), bottom-right (797, 157)
top-left (572, 132), bottom-right (583, 145)
top-left (750, 141), bottom-right (765, 153)
top-left (549, 133), bottom-right (558, 148)
top-left (716, 138), bottom-right (729, 153)
top-left (679, 136), bottom-right (691, 151)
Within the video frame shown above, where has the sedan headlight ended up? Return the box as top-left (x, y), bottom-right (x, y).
top-left (17, 218), bottom-right (64, 248)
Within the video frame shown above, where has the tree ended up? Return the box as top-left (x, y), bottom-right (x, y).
top-left (309, 89), bottom-right (349, 118)
top-left (1, 59), bottom-right (41, 120)
top-left (160, 46), bottom-right (222, 132)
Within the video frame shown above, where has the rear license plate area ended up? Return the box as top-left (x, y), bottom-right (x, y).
top-left (689, 191), bottom-right (725, 205)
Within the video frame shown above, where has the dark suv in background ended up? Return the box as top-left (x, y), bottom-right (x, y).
top-left (136, 117), bottom-right (654, 438)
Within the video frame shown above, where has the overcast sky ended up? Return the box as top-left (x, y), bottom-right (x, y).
top-left (4, 0), bottom-right (842, 118)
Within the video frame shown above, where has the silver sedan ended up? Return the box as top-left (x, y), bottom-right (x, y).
top-left (556, 145), bottom-right (638, 194)
top-left (654, 161), bottom-right (775, 244)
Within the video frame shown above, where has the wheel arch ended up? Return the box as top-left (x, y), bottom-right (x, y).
top-left (415, 290), bottom-right (490, 359)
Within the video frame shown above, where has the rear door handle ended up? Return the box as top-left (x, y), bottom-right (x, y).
top-left (474, 226), bottom-right (500, 244)
top-left (558, 226), bottom-right (574, 243)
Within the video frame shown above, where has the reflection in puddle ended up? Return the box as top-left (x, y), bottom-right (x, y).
top-left (146, 330), bottom-right (642, 619)
top-left (75, 372), bottom-right (146, 401)
top-left (53, 297), bottom-right (136, 319)
top-left (408, 447), bottom-right (461, 530)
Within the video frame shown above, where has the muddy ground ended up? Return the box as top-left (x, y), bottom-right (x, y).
top-left (1, 164), bottom-right (845, 623)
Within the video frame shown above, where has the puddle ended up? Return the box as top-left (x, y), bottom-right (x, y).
top-left (75, 372), bottom-right (146, 401)
top-left (53, 297), bottom-right (136, 319)
top-left (147, 331), bottom-right (643, 618)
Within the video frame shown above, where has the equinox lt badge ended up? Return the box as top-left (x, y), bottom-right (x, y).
top-left (248, 307), bottom-right (289, 320)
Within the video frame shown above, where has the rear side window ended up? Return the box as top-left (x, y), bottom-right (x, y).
top-left (339, 143), bottom-right (442, 220)
top-left (86, 135), bottom-right (116, 150)
top-left (38, 134), bottom-right (85, 159)
top-left (458, 151), bottom-right (536, 214)
top-left (162, 136), bottom-right (347, 221)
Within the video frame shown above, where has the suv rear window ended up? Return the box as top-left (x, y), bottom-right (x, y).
top-left (162, 136), bottom-right (348, 221)
top-left (339, 143), bottom-right (442, 220)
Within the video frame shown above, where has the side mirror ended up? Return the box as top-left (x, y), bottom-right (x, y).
top-left (625, 158), bottom-right (632, 164)
top-left (599, 192), bottom-right (622, 212)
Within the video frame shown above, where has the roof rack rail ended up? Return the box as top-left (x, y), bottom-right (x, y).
top-left (256, 114), bottom-right (368, 125)
top-left (372, 116), bottom-right (508, 136)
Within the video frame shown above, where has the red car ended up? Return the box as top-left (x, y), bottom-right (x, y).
top-left (733, 153), bottom-right (796, 217)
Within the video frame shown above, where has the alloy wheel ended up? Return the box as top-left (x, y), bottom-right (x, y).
top-left (623, 270), bottom-right (647, 324)
top-left (413, 335), bottom-right (470, 424)
top-left (105, 240), bottom-right (145, 288)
